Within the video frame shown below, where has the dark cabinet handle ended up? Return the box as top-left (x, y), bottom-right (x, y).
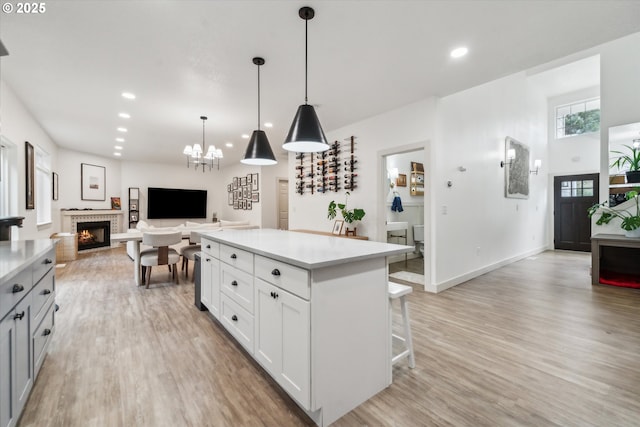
top-left (205, 258), bottom-right (211, 262)
top-left (44, 258), bottom-right (53, 264)
top-left (270, 291), bottom-right (279, 300)
top-left (206, 244), bottom-right (211, 249)
top-left (271, 269), bottom-right (281, 276)
top-left (42, 289), bottom-right (51, 295)
top-left (43, 329), bottom-right (51, 336)
top-left (230, 254), bottom-right (237, 259)
top-left (231, 315), bottom-right (238, 322)
top-left (12, 284), bottom-right (24, 293)
top-left (14, 311), bottom-right (25, 320)
top-left (231, 280), bottom-right (238, 287)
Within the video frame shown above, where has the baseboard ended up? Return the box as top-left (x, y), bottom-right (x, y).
top-left (432, 245), bottom-right (549, 293)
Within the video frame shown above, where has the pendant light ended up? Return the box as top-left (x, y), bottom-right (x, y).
top-left (242, 57), bottom-right (277, 165)
top-left (282, 6), bottom-right (329, 153)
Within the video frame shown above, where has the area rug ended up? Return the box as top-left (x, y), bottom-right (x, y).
top-left (389, 271), bottom-right (425, 285)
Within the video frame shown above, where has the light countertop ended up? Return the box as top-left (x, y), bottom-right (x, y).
top-left (0, 239), bottom-right (57, 283)
top-left (199, 228), bottom-right (413, 269)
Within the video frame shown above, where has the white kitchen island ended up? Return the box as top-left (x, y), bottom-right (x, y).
top-left (198, 228), bottom-right (413, 427)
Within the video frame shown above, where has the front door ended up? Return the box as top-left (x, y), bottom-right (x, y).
top-left (554, 173), bottom-right (599, 251)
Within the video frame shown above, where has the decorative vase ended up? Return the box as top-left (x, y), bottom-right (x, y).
top-left (626, 170), bottom-right (640, 184)
top-left (624, 227), bottom-right (640, 238)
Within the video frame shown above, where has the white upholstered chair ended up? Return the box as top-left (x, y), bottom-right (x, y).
top-left (180, 231), bottom-right (201, 281)
top-left (140, 231), bottom-right (182, 288)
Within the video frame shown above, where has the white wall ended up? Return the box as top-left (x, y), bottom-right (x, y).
top-left (258, 156), bottom-right (288, 229)
top-left (289, 98), bottom-right (437, 240)
top-left (1, 80), bottom-right (59, 239)
top-left (432, 72), bottom-right (549, 291)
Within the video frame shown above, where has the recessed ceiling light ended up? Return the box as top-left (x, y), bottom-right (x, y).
top-left (241, 134), bottom-right (250, 139)
top-left (225, 143), bottom-right (233, 148)
top-left (114, 152), bottom-right (122, 156)
top-left (115, 137), bottom-right (125, 142)
top-left (118, 112), bottom-right (131, 119)
top-left (450, 47), bottom-right (468, 58)
top-left (264, 122), bottom-right (273, 128)
top-left (121, 92), bottom-right (136, 100)
top-left (117, 127), bottom-right (127, 133)
top-left (114, 145), bottom-right (123, 150)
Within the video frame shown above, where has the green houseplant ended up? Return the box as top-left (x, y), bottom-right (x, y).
top-left (327, 191), bottom-right (365, 235)
top-left (610, 141), bottom-right (640, 183)
top-left (588, 190), bottom-right (640, 237)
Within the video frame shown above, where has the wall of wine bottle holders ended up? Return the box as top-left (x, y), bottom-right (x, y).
top-left (295, 136), bottom-right (358, 195)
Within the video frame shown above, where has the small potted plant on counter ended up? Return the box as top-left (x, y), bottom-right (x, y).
top-left (327, 191), bottom-right (365, 236)
top-left (588, 190), bottom-right (640, 237)
top-left (610, 139), bottom-right (640, 183)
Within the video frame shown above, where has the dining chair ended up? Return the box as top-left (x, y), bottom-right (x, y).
top-left (140, 231), bottom-right (182, 288)
top-left (180, 231), bottom-right (201, 281)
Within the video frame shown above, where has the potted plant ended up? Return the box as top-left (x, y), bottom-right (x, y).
top-left (588, 190), bottom-right (640, 237)
top-left (610, 140), bottom-right (640, 183)
top-left (327, 191), bottom-right (365, 235)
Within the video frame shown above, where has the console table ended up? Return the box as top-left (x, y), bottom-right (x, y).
top-left (591, 233), bottom-right (640, 287)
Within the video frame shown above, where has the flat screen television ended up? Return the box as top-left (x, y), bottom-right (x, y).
top-left (147, 187), bottom-right (207, 219)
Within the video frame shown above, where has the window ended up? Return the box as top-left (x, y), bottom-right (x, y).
top-left (0, 143), bottom-right (8, 217)
top-left (35, 146), bottom-right (51, 225)
top-left (556, 98), bottom-right (600, 139)
top-left (560, 179), bottom-right (594, 198)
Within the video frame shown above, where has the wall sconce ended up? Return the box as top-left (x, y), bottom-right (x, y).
top-left (500, 148), bottom-right (516, 168)
top-left (530, 159), bottom-right (542, 175)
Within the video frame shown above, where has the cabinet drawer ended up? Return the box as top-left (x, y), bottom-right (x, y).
top-left (255, 255), bottom-right (310, 300)
top-left (33, 248), bottom-right (55, 285)
top-left (32, 269), bottom-right (55, 327)
top-left (220, 244), bottom-right (254, 274)
top-left (201, 238), bottom-right (220, 259)
top-left (220, 294), bottom-right (254, 354)
top-left (220, 264), bottom-right (254, 313)
top-left (33, 300), bottom-right (55, 377)
top-left (0, 268), bottom-right (31, 320)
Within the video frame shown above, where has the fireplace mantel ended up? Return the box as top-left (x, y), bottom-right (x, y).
top-left (61, 210), bottom-right (125, 247)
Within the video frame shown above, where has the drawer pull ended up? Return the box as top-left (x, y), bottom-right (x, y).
top-left (271, 268), bottom-right (281, 276)
top-left (206, 244), bottom-right (211, 249)
top-left (12, 284), bottom-right (25, 293)
top-left (206, 258), bottom-right (211, 262)
top-left (231, 315), bottom-right (238, 322)
top-left (231, 280), bottom-right (238, 287)
top-left (14, 311), bottom-right (25, 320)
top-left (270, 291), bottom-right (279, 300)
top-left (42, 289), bottom-right (52, 295)
top-left (230, 253), bottom-right (237, 259)
top-left (44, 258), bottom-right (53, 265)
top-left (43, 329), bottom-right (51, 336)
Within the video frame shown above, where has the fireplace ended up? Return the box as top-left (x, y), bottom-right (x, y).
top-left (77, 221), bottom-right (111, 251)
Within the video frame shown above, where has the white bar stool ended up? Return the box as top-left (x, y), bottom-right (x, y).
top-left (388, 281), bottom-right (415, 368)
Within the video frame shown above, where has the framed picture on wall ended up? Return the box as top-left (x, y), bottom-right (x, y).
top-left (228, 192), bottom-right (233, 205)
top-left (251, 192), bottom-right (259, 202)
top-left (251, 173), bottom-right (259, 191)
top-left (246, 200), bottom-right (252, 210)
top-left (241, 177), bottom-right (247, 186)
top-left (332, 220), bottom-right (344, 235)
top-left (25, 141), bottom-right (35, 209)
top-left (52, 172), bottom-right (59, 201)
top-left (233, 177), bottom-right (238, 189)
top-left (233, 201), bottom-right (239, 209)
top-left (81, 163), bottom-right (106, 201)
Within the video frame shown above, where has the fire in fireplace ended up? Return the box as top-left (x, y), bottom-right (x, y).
top-left (77, 221), bottom-right (111, 251)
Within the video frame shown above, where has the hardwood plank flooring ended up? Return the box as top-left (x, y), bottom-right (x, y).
top-left (18, 248), bottom-right (640, 426)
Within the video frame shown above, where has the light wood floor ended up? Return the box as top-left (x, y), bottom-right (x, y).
top-left (19, 248), bottom-right (640, 426)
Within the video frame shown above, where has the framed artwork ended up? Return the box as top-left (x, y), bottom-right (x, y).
top-left (81, 163), bottom-right (106, 201)
top-left (228, 192), bottom-right (233, 205)
top-left (242, 186), bottom-right (249, 199)
top-left (251, 192), bottom-right (259, 202)
top-left (130, 214), bottom-right (138, 222)
top-left (52, 172), bottom-right (59, 201)
top-left (25, 141), bottom-right (35, 209)
top-left (504, 136), bottom-right (530, 199)
top-left (111, 197), bottom-right (121, 209)
top-left (251, 173), bottom-right (259, 191)
top-left (241, 200), bottom-right (246, 210)
top-left (241, 177), bottom-right (247, 186)
top-left (227, 184), bottom-right (231, 192)
top-left (129, 187), bottom-right (140, 199)
top-left (233, 177), bottom-right (238, 189)
top-left (130, 203), bottom-right (138, 210)
top-left (396, 174), bottom-right (406, 187)
top-left (332, 220), bottom-right (344, 235)
top-left (246, 200), bottom-right (252, 210)
top-left (233, 201), bottom-right (239, 209)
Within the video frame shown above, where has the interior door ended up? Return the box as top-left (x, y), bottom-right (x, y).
top-left (278, 179), bottom-right (289, 230)
top-left (554, 173), bottom-right (599, 251)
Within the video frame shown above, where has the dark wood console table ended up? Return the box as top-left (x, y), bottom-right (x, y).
top-left (591, 233), bottom-right (640, 287)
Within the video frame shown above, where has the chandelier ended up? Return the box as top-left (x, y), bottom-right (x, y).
top-left (183, 116), bottom-right (223, 171)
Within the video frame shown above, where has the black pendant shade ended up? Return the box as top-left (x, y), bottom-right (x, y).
top-left (242, 56), bottom-right (278, 166)
top-left (283, 104), bottom-right (329, 153)
top-left (242, 130), bottom-right (277, 165)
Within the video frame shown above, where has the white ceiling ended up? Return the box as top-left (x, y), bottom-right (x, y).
top-left (2, 1), bottom-right (640, 167)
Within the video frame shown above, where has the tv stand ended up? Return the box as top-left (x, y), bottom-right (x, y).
top-left (591, 234), bottom-right (640, 288)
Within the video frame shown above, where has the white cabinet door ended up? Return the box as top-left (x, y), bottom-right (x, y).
top-left (0, 313), bottom-right (15, 427)
top-left (254, 279), bottom-right (310, 409)
top-left (201, 255), bottom-right (220, 319)
top-left (13, 296), bottom-right (32, 420)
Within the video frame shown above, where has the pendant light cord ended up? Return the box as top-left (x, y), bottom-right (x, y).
top-left (305, 16), bottom-right (308, 104)
top-left (257, 63), bottom-right (261, 130)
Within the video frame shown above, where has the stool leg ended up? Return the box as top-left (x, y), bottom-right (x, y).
top-left (400, 296), bottom-right (415, 368)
